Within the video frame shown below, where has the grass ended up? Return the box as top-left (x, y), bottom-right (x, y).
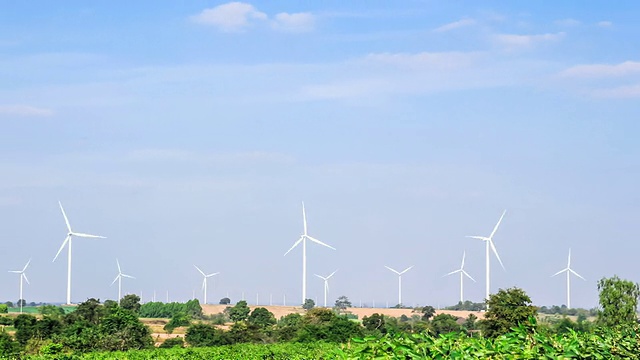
top-left (6, 305), bottom-right (75, 314)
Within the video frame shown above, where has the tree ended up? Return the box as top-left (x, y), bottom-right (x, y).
top-left (302, 298), bottom-right (315, 310)
top-left (431, 313), bottom-right (462, 335)
top-left (597, 275), bottom-right (640, 327)
top-left (0, 332), bottom-right (19, 358)
top-left (3, 302), bottom-right (13, 308)
top-left (247, 307), bottom-right (276, 329)
top-left (463, 313), bottom-right (478, 330)
top-left (362, 313), bottom-right (385, 333)
top-left (120, 294), bottom-right (141, 314)
top-left (414, 306), bottom-right (435, 321)
top-left (159, 337), bottom-right (184, 348)
top-left (0, 305), bottom-right (7, 314)
top-left (480, 287), bottom-right (537, 338)
top-left (334, 296), bottom-right (352, 311)
top-left (164, 312), bottom-right (191, 334)
top-left (220, 297), bottom-right (231, 305)
top-left (185, 323), bottom-right (231, 347)
top-left (185, 299), bottom-right (203, 318)
top-left (17, 299), bottom-right (26, 308)
top-left (226, 300), bottom-right (250, 322)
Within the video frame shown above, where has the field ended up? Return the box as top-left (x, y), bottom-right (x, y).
top-left (6, 306), bottom-right (76, 314)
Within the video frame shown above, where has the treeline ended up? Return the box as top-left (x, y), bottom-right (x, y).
top-left (138, 300), bottom-right (202, 319)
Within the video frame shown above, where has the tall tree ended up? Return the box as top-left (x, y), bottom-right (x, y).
top-left (480, 287), bottom-right (537, 338)
top-left (597, 275), bottom-right (640, 327)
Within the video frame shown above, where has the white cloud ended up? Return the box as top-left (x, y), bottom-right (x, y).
top-left (494, 32), bottom-right (565, 50)
top-left (592, 84), bottom-right (640, 98)
top-left (364, 51), bottom-right (479, 69)
top-left (597, 21), bottom-right (612, 27)
top-left (190, 2), bottom-right (267, 32)
top-left (433, 18), bottom-right (476, 33)
top-left (272, 12), bottom-right (315, 32)
top-left (561, 61), bottom-right (640, 78)
top-left (0, 104), bottom-right (53, 117)
top-left (555, 18), bottom-right (580, 27)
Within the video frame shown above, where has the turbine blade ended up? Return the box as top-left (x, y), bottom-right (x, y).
top-left (385, 266), bottom-right (400, 275)
top-left (461, 251), bottom-right (466, 269)
top-left (117, 259), bottom-right (121, 273)
top-left (302, 202), bottom-right (308, 236)
top-left (111, 275), bottom-right (120, 285)
top-left (570, 269), bottom-right (586, 281)
top-left (466, 236), bottom-right (487, 241)
top-left (327, 269), bottom-right (338, 279)
top-left (567, 248), bottom-right (572, 268)
top-left (73, 232), bottom-right (106, 239)
top-left (22, 258), bottom-right (32, 272)
top-left (8, 270), bottom-right (21, 274)
top-left (201, 278), bottom-right (206, 290)
top-left (400, 265), bottom-right (414, 274)
top-left (59, 201), bottom-right (72, 232)
top-left (462, 270), bottom-right (476, 282)
top-left (284, 237), bottom-right (303, 256)
top-left (121, 274), bottom-right (135, 279)
top-left (489, 210), bottom-right (507, 239)
top-left (194, 265), bottom-right (206, 276)
top-left (53, 236), bottom-right (70, 262)
top-left (551, 268), bottom-right (568, 277)
top-left (444, 269), bottom-right (460, 277)
top-left (22, 273), bottom-right (30, 285)
top-left (325, 281), bottom-right (330, 292)
top-left (307, 235), bottom-right (336, 250)
top-left (206, 272), bottom-right (220, 277)
top-left (314, 274), bottom-right (325, 280)
top-left (489, 240), bottom-right (505, 270)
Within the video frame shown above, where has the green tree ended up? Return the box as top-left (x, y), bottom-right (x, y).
top-left (0, 304), bottom-right (7, 314)
top-left (334, 296), bottom-right (352, 311)
top-left (480, 287), bottom-right (537, 338)
top-left (226, 300), bottom-right (250, 322)
top-left (185, 299), bottom-right (203, 318)
top-left (414, 306), bottom-right (436, 321)
top-left (185, 323), bottom-right (231, 347)
top-left (120, 294), bottom-right (141, 314)
top-left (98, 306), bottom-right (153, 351)
top-left (302, 299), bottom-right (315, 310)
top-left (3, 302), bottom-right (12, 308)
top-left (597, 275), bottom-right (640, 327)
top-left (463, 313), bottom-right (478, 330)
top-left (163, 312), bottom-right (191, 334)
top-left (159, 337), bottom-right (184, 348)
top-left (431, 313), bottom-right (462, 335)
top-left (17, 299), bottom-right (26, 308)
top-left (362, 313), bottom-right (385, 333)
top-left (220, 297), bottom-right (231, 305)
top-left (248, 307), bottom-right (276, 329)
top-left (13, 314), bottom-right (37, 345)
top-left (39, 305), bottom-right (66, 319)
top-left (0, 332), bottom-right (19, 358)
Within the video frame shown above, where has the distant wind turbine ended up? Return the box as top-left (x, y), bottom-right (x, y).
top-left (314, 269), bottom-right (338, 307)
top-left (194, 265), bottom-right (219, 305)
top-left (385, 265), bottom-right (413, 306)
top-left (444, 251), bottom-right (476, 303)
top-left (111, 259), bottom-right (135, 304)
top-left (53, 201), bottom-right (106, 305)
top-left (552, 248), bottom-right (585, 309)
top-left (284, 202), bottom-right (336, 304)
top-left (466, 210), bottom-right (506, 304)
top-left (8, 259), bottom-right (31, 313)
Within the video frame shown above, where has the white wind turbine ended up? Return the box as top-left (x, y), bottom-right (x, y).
top-left (8, 259), bottom-right (31, 314)
top-left (111, 259), bottom-right (135, 304)
top-left (385, 265), bottom-right (413, 306)
top-left (444, 251), bottom-right (476, 303)
top-left (466, 210), bottom-right (506, 304)
top-left (314, 269), bottom-right (338, 307)
top-left (194, 265), bottom-right (219, 305)
top-left (284, 202), bottom-right (336, 305)
top-left (53, 201), bottom-right (106, 305)
top-left (552, 248), bottom-right (585, 309)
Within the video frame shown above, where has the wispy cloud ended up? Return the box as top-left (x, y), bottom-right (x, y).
top-left (494, 32), bottom-right (565, 50)
top-left (592, 84), bottom-right (640, 99)
top-left (562, 61), bottom-right (640, 78)
top-left (190, 2), bottom-right (267, 32)
top-left (597, 21), bottom-right (612, 28)
top-left (433, 18), bottom-right (476, 33)
top-left (555, 18), bottom-right (580, 27)
top-left (191, 2), bottom-right (315, 33)
top-left (272, 12), bottom-right (315, 32)
top-left (0, 104), bottom-right (54, 117)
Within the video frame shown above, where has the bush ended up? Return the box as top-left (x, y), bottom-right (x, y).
top-left (0, 305), bottom-right (7, 314)
top-left (159, 337), bottom-right (184, 348)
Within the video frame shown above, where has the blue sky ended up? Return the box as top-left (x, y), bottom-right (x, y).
top-left (1, 1), bottom-right (640, 309)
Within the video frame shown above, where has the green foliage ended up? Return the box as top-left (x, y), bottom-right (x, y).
top-left (220, 297), bottom-right (231, 305)
top-left (0, 304), bottom-right (7, 314)
top-left (430, 313), bottom-right (462, 335)
top-left (302, 298), bottom-right (315, 310)
top-left (481, 287), bottom-right (537, 338)
top-left (413, 306), bottom-right (435, 321)
top-left (139, 300), bottom-right (202, 319)
top-left (185, 323), bottom-right (231, 347)
top-left (247, 307), bottom-right (276, 329)
top-left (3, 302), bottom-right (13, 308)
top-left (163, 312), bottom-right (191, 334)
top-left (445, 300), bottom-right (485, 311)
top-left (362, 313), bottom-right (385, 334)
top-left (158, 337), bottom-right (184, 348)
top-left (226, 301), bottom-right (250, 322)
top-left (463, 313), bottom-right (478, 330)
top-left (119, 294), bottom-right (141, 314)
top-left (39, 305), bottom-right (66, 319)
top-left (597, 274), bottom-right (640, 327)
top-left (0, 332), bottom-right (19, 358)
top-left (334, 296), bottom-right (352, 311)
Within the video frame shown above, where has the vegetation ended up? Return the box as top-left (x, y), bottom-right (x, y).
top-left (597, 274), bottom-right (640, 327)
top-left (302, 299), bottom-right (315, 310)
top-left (139, 300), bottom-right (202, 319)
top-left (479, 287), bottom-right (537, 338)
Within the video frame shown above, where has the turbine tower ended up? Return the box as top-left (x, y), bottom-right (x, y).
top-left (8, 259), bottom-right (31, 313)
top-left (466, 210), bottom-right (506, 304)
top-left (385, 265), bottom-right (413, 306)
top-left (552, 248), bottom-right (585, 309)
top-left (194, 265), bottom-right (219, 305)
top-left (284, 202), bottom-right (336, 305)
top-left (53, 201), bottom-right (106, 305)
top-left (111, 259), bottom-right (135, 304)
top-left (444, 251), bottom-right (476, 303)
top-left (314, 269), bottom-right (338, 307)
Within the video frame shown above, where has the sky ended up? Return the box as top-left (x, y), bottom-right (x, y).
top-left (1, 1), bottom-right (640, 310)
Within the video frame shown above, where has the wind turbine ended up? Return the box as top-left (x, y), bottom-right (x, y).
top-left (53, 201), bottom-right (106, 305)
top-left (444, 251), bottom-right (476, 303)
top-left (194, 265), bottom-right (219, 305)
top-left (466, 210), bottom-right (506, 304)
top-left (8, 259), bottom-right (31, 314)
top-left (314, 269), bottom-right (338, 307)
top-left (111, 259), bottom-right (135, 304)
top-left (552, 248), bottom-right (585, 309)
top-left (284, 202), bottom-right (336, 304)
top-left (385, 265), bottom-right (413, 306)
